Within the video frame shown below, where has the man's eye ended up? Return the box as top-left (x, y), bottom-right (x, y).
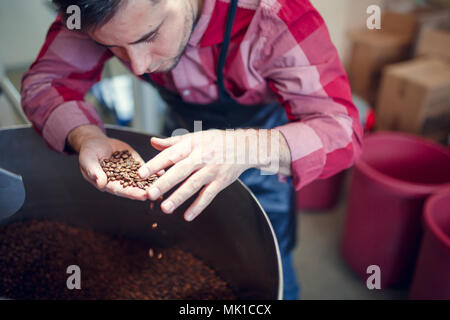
top-left (144, 31), bottom-right (159, 44)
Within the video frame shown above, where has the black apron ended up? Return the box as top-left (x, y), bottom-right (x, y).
top-left (143, 0), bottom-right (296, 256)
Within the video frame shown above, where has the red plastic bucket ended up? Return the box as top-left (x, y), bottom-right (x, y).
top-left (296, 171), bottom-right (346, 211)
top-left (342, 132), bottom-right (450, 288)
top-left (410, 188), bottom-right (450, 299)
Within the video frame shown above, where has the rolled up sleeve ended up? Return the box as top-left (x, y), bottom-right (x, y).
top-left (21, 16), bottom-right (112, 152)
top-left (261, 2), bottom-right (363, 190)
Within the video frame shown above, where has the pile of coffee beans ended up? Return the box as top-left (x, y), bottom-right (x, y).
top-left (0, 220), bottom-right (236, 300)
top-left (100, 150), bottom-right (158, 190)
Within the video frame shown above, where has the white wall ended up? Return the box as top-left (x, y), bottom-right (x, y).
top-left (0, 0), bottom-right (55, 69)
top-left (311, 0), bottom-right (386, 66)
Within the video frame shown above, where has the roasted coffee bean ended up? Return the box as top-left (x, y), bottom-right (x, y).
top-left (152, 222), bottom-right (158, 229)
top-left (0, 220), bottom-right (235, 300)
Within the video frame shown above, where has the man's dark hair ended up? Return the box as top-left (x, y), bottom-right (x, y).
top-left (52, 0), bottom-right (125, 32)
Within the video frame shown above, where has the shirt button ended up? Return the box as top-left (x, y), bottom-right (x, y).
top-left (183, 90), bottom-right (190, 96)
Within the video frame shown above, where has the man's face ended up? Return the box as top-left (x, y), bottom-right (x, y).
top-left (90, 0), bottom-right (198, 75)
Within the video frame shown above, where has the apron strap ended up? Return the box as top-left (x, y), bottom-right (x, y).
top-left (217, 0), bottom-right (239, 104)
top-left (143, 0), bottom-right (239, 104)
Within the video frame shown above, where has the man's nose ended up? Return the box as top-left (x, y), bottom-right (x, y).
top-left (127, 47), bottom-right (150, 76)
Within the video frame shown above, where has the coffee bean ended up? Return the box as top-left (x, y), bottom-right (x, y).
top-left (152, 222), bottom-right (158, 229)
top-left (0, 220), bottom-right (235, 300)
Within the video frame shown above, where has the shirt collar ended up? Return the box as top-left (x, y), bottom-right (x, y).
top-left (188, 0), bottom-right (217, 47)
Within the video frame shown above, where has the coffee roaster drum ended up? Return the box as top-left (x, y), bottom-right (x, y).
top-left (0, 125), bottom-right (282, 300)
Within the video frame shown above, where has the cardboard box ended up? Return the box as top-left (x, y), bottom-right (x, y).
top-left (348, 31), bottom-right (413, 105)
top-left (410, 6), bottom-right (450, 32)
top-left (426, 0), bottom-right (450, 9)
top-left (415, 27), bottom-right (450, 62)
top-left (382, 9), bottom-right (418, 39)
top-left (348, 12), bottom-right (417, 105)
top-left (348, 8), bottom-right (450, 105)
top-left (376, 58), bottom-right (450, 142)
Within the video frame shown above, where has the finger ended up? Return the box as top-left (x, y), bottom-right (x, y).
top-left (150, 136), bottom-right (183, 150)
top-left (184, 181), bottom-right (227, 222)
top-left (104, 181), bottom-right (148, 201)
top-left (160, 167), bottom-right (215, 214)
top-left (80, 154), bottom-right (108, 189)
top-left (147, 156), bottom-right (201, 202)
top-left (80, 167), bottom-right (100, 190)
top-left (138, 140), bottom-right (192, 179)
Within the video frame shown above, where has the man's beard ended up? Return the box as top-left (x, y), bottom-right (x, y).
top-left (155, 46), bottom-right (186, 73)
top-left (155, 2), bottom-right (196, 73)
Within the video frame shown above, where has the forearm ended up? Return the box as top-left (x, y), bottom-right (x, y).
top-left (67, 124), bottom-right (107, 153)
top-left (236, 128), bottom-right (292, 176)
top-left (20, 16), bottom-right (111, 153)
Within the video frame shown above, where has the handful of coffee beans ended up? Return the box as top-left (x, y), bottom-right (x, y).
top-left (100, 150), bottom-right (158, 190)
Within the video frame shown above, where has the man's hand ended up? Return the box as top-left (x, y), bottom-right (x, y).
top-left (138, 129), bottom-right (292, 221)
top-left (68, 124), bottom-right (149, 201)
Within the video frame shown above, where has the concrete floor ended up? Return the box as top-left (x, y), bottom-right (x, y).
top-left (293, 174), bottom-right (409, 300)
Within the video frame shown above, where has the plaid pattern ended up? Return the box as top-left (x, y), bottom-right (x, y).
top-left (21, 0), bottom-right (363, 190)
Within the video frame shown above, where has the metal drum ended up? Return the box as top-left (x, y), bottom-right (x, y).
top-left (0, 125), bottom-right (282, 299)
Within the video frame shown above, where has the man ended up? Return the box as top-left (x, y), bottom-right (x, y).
top-left (21, 0), bottom-right (363, 300)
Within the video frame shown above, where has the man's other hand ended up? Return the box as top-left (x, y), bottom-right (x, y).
top-left (68, 124), bottom-right (148, 201)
